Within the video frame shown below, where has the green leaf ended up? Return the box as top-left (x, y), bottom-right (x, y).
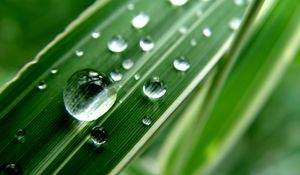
top-left (214, 50), bottom-right (300, 175)
top-left (161, 0), bottom-right (300, 174)
top-left (0, 0), bottom-right (248, 174)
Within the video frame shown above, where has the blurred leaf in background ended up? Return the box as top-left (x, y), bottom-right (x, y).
top-left (215, 51), bottom-right (300, 175)
top-left (0, 0), bottom-right (95, 86)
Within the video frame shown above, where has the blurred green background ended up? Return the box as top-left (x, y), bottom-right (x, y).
top-left (216, 51), bottom-right (300, 175)
top-left (1, 1), bottom-right (299, 174)
top-left (0, 0), bottom-right (95, 86)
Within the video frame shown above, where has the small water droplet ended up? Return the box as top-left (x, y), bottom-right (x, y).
top-left (203, 28), bottom-right (212, 37)
top-left (122, 59), bottom-right (134, 70)
top-left (110, 70), bottom-right (122, 82)
top-left (131, 12), bottom-right (150, 29)
top-left (75, 50), bottom-right (84, 57)
top-left (234, 0), bottom-right (244, 6)
top-left (37, 81), bottom-right (47, 90)
top-left (229, 17), bottom-right (242, 31)
top-left (127, 3), bottom-right (135, 10)
top-left (170, 0), bottom-right (188, 6)
top-left (90, 127), bottom-right (108, 147)
top-left (190, 39), bottom-right (197, 47)
top-left (91, 32), bottom-right (101, 39)
top-left (142, 117), bottom-right (152, 126)
top-left (143, 77), bottom-right (166, 100)
top-left (179, 26), bottom-right (188, 34)
top-left (15, 129), bottom-right (26, 143)
top-left (139, 37), bottom-right (155, 52)
top-left (50, 68), bottom-right (58, 75)
top-left (173, 57), bottom-right (190, 72)
top-left (196, 10), bottom-right (203, 17)
top-left (134, 74), bottom-right (141, 80)
top-left (0, 163), bottom-right (22, 175)
top-left (107, 35), bottom-right (128, 53)
top-left (63, 69), bottom-right (117, 122)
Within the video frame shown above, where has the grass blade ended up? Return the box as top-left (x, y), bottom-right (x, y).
top-left (160, 0), bottom-right (300, 174)
top-left (0, 0), bottom-right (248, 174)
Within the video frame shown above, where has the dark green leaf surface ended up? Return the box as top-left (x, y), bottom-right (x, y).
top-left (0, 0), bottom-right (248, 174)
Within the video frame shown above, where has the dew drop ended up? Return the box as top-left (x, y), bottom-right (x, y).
top-left (90, 127), bottom-right (108, 147)
top-left (173, 57), bottom-right (190, 72)
top-left (110, 70), bottom-right (122, 82)
top-left (37, 81), bottom-right (47, 90)
top-left (203, 28), bottom-right (212, 37)
top-left (170, 0), bottom-right (188, 6)
top-left (139, 37), bottom-right (155, 52)
top-left (0, 163), bottom-right (22, 175)
top-left (134, 74), bottom-right (141, 80)
top-left (75, 50), bottom-right (84, 57)
top-left (234, 0), bottom-right (244, 6)
top-left (122, 59), bottom-right (134, 70)
top-left (107, 35), bottom-right (128, 53)
top-left (50, 68), bottom-right (58, 75)
top-left (15, 129), bottom-right (26, 143)
top-left (91, 32), bottom-right (101, 39)
top-left (142, 117), bottom-right (152, 126)
top-left (179, 26), bottom-right (188, 34)
top-left (229, 17), bottom-right (242, 31)
top-left (190, 39), bottom-right (197, 47)
top-left (143, 77), bottom-right (166, 100)
top-left (131, 12), bottom-right (150, 29)
top-left (196, 10), bottom-right (203, 17)
top-left (127, 3), bottom-right (135, 10)
top-left (63, 69), bottom-right (117, 122)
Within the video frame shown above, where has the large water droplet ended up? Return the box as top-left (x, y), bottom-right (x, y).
top-left (142, 117), bottom-right (152, 126)
top-left (110, 70), bottom-right (122, 82)
top-left (170, 0), bottom-right (188, 6)
top-left (63, 69), bottom-right (117, 122)
top-left (122, 59), bottom-right (134, 70)
top-left (107, 35), bottom-right (128, 53)
top-left (229, 17), bottom-right (242, 31)
top-left (143, 77), bottom-right (166, 100)
top-left (37, 81), bottom-right (47, 90)
top-left (91, 32), bottom-right (101, 39)
top-left (15, 129), bottom-right (26, 143)
top-left (203, 28), bottom-right (212, 37)
top-left (173, 57), bottom-right (190, 72)
top-left (131, 12), bottom-right (150, 29)
top-left (0, 163), bottom-right (22, 175)
top-left (90, 127), bottom-right (108, 147)
top-left (75, 50), bottom-right (84, 57)
top-left (139, 37), bottom-right (155, 52)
